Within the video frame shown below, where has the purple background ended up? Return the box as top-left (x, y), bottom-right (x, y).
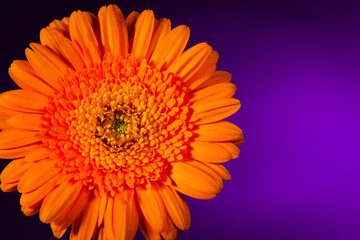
top-left (1, 0), bottom-right (360, 239)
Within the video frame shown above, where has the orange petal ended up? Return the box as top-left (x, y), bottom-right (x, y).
top-left (215, 142), bottom-right (240, 159)
top-left (161, 218), bottom-right (180, 240)
top-left (0, 115), bottom-right (11, 130)
top-left (189, 82), bottom-right (236, 102)
top-left (25, 48), bottom-right (61, 89)
top-left (1, 181), bottom-right (18, 192)
top-left (51, 189), bottom-right (91, 232)
top-left (40, 27), bottom-right (65, 57)
top-left (126, 11), bottom-right (140, 35)
top-left (0, 102), bottom-right (23, 116)
top-left (130, 10), bottom-right (155, 58)
top-left (190, 141), bottom-right (232, 163)
top-left (30, 43), bottom-right (69, 76)
top-left (113, 191), bottom-right (139, 240)
top-left (194, 120), bottom-right (244, 142)
top-left (145, 18), bottom-right (171, 60)
top-left (103, 196), bottom-right (116, 240)
top-left (196, 70), bottom-right (232, 90)
top-left (0, 143), bottom-right (42, 159)
top-left (98, 4), bottom-right (128, 58)
top-left (167, 42), bottom-right (212, 83)
top-left (98, 194), bottom-right (108, 227)
top-left (40, 180), bottom-right (83, 223)
top-left (186, 50), bottom-right (218, 91)
top-left (0, 158), bottom-right (34, 184)
top-left (18, 159), bottom-right (60, 193)
top-left (0, 129), bottom-right (41, 149)
top-left (139, 216), bottom-right (162, 240)
top-left (60, 36), bottom-right (86, 71)
top-left (158, 184), bottom-right (191, 230)
top-left (50, 223), bottom-right (67, 239)
top-left (8, 60), bottom-right (55, 96)
top-left (0, 89), bottom-right (50, 112)
top-left (20, 175), bottom-right (59, 208)
top-left (40, 19), bottom-right (71, 59)
top-left (170, 161), bottom-right (220, 199)
top-left (69, 11), bottom-right (101, 66)
top-left (136, 185), bottom-right (169, 233)
top-left (202, 162), bottom-right (232, 181)
top-left (150, 25), bottom-right (190, 70)
top-left (24, 147), bottom-right (53, 162)
top-left (187, 160), bottom-right (223, 189)
top-left (70, 194), bottom-right (101, 240)
top-left (0, 105), bottom-right (16, 130)
top-left (7, 113), bottom-right (44, 130)
top-left (49, 19), bottom-right (70, 37)
top-left (21, 204), bottom-right (40, 216)
top-left (191, 98), bottom-right (240, 124)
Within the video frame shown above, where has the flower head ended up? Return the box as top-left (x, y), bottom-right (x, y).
top-left (0, 4), bottom-right (244, 239)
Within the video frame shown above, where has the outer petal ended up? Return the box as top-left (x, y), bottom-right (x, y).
top-left (202, 162), bottom-right (232, 181)
top-left (136, 185), bottom-right (169, 233)
top-left (186, 50), bottom-right (219, 91)
top-left (8, 60), bottom-right (55, 96)
top-left (158, 184), bottom-right (191, 230)
top-left (0, 129), bottom-right (42, 150)
top-left (130, 10), bottom-right (155, 58)
top-left (17, 159), bottom-right (60, 193)
top-left (169, 161), bottom-right (220, 199)
top-left (145, 18), bottom-right (171, 60)
top-left (161, 218), bottom-right (180, 240)
top-left (0, 143), bottom-right (42, 159)
top-left (40, 17), bottom-right (70, 58)
top-left (39, 180), bottom-right (83, 223)
top-left (190, 141), bottom-right (232, 163)
top-left (68, 11), bottom-right (101, 66)
top-left (59, 36), bottom-right (86, 71)
top-left (29, 43), bottom-right (69, 77)
top-left (49, 18), bottom-right (70, 37)
top-left (25, 47), bottom-right (63, 89)
top-left (70, 194), bottom-right (101, 240)
top-left (139, 220), bottom-right (162, 240)
top-left (103, 196), bottom-right (116, 240)
top-left (7, 113), bottom-right (44, 131)
top-left (0, 159), bottom-right (34, 192)
top-left (215, 142), bottom-right (240, 159)
top-left (113, 191), bottom-right (139, 240)
top-left (190, 98), bottom-right (240, 125)
top-left (194, 120), bottom-right (244, 142)
top-left (196, 70), bottom-right (232, 90)
top-left (187, 160), bottom-right (224, 189)
top-left (126, 11), bottom-right (140, 35)
top-left (166, 42), bottom-right (212, 83)
top-left (0, 89), bottom-right (50, 112)
top-left (24, 147), bottom-right (53, 162)
top-left (150, 25), bottom-right (190, 70)
top-left (98, 4), bottom-right (129, 58)
top-left (189, 82), bottom-right (236, 103)
top-left (50, 188), bottom-right (91, 233)
top-left (20, 175), bottom-right (59, 208)
top-left (50, 223), bottom-right (67, 239)
top-left (21, 205), bottom-right (40, 216)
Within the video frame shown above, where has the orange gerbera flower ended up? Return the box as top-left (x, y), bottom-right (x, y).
top-left (0, 4), bottom-right (244, 240)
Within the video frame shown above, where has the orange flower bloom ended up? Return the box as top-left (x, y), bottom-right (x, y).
top-left (0, 4), bottom-right (244, 240)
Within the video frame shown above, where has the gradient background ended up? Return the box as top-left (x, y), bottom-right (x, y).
top-left (0, 0), bottom-right (359, 239)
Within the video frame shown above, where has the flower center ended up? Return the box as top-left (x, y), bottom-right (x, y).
top-left (95, 106), bottom-right (139, 151)
top-left (43, 54), bottom-right (193, 196)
